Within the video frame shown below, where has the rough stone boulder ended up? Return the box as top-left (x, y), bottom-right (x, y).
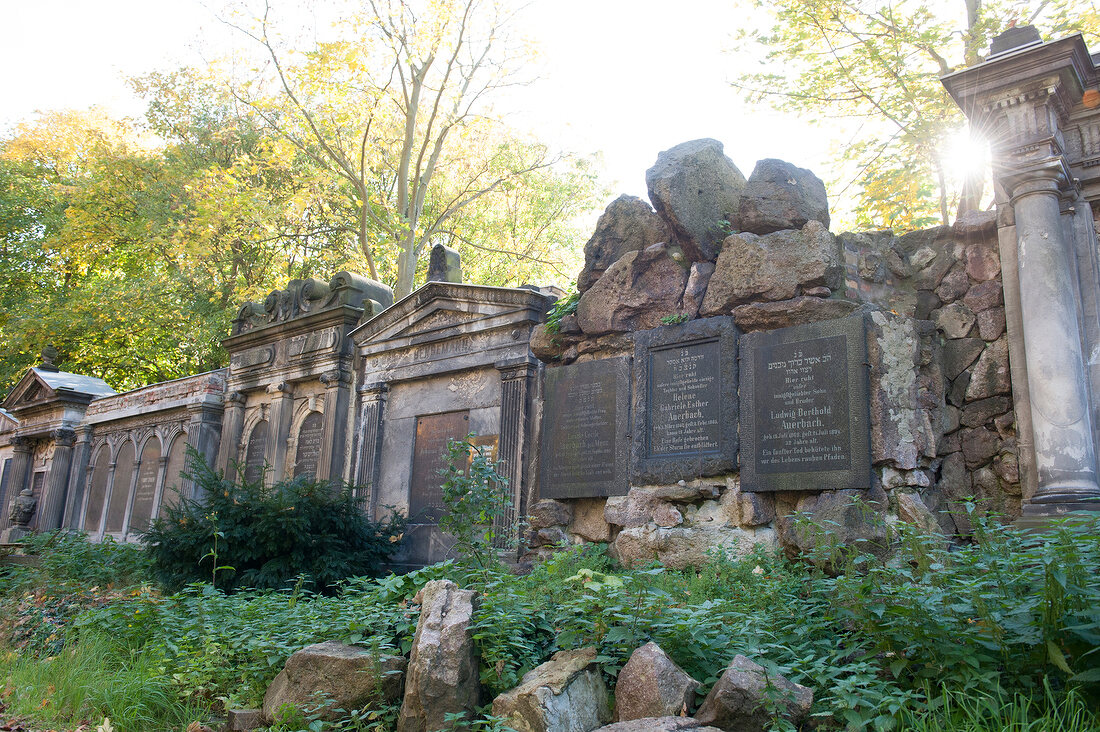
top-left (594, 719), bottom-right (723, 732)
top-left (694, 655), bottom-right (813, 732)
top-left (737, 158), bottom-right (830, 235)
top-left (645, 139), bottom-right (747, 263)
top-left (528, 499), bottom-right (574, 529)
top-left (613, 525), bottom-right (777, 570)
top-left (578, 195), bottom-right (671, 292)
top-left (699, 221), bottom-right (844, 314)
top-left (615, 642), bottom-right (700, 721)
top-left (576, 242), bottom-right (690, 335)
top-left (775, 487), bottom-right (889, 564)
top-left (262, 641), bottom-right (405, 724)
top-left (729, 297), bottom-right (860, 333)
top-left (492, 647), bottom-right (612, 732)
top-left (397, 580), bottom-right (480, 732)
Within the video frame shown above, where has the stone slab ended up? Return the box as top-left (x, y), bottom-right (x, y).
top-left (540, 357), bottom-right (631, 498)
top-left (740, 315), bottom-right (871, 492)
top-left (632, 317), bottom-right (739, 484)
top-left (292, 411), bottom-right (324, 479)
top-left (409, 410), bottom-right (471, 523)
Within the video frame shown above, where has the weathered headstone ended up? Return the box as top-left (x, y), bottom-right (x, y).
top-left (409, 410), bottom-right (470, 523)
top-left (632, 318), bottom-right (738, 484)
top-left (105, 442), bottom-right (134, 532)
top-left (740, 315), bottom-right (871, 492)
top-left (128, 440), bottom-right (161, 532)
top-left (292, 412), bottom-right (324, 479)
top-left (243, 421), bottom-right (270, 484)
top-left (540, 357), bottom-right (630, 499)
top-left (427, 244), bottom-right (462, 284)
top-left (84, 447), bottom-right (110, 532)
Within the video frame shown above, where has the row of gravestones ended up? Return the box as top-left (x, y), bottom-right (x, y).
top-left (539, 313), bottom-right (871, 501)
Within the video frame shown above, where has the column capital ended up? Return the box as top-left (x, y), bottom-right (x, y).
top-left (998, 157), bottom-right (1074, 202)
top-left (495, 355), bottom-right (538, 382)
top-left (10, 435), bottom-right (34, 453)
top-left (50, 428), bottom-right (76, 448)
top-left (358, 381), bottom-right (389, 398)
top-left (266, 381), bottom-right (293, 396)
top-left (226, 390), bottom-right (247, 406)
top-left (320, 369), bottom-right (353, 388)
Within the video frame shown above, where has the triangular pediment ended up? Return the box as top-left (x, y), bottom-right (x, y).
top-left (2, 370), bottom-right (57, 411)
top-left (352, 282), bottom-right (553, 349)
top-left (1, 367), bottom-right (116, 414)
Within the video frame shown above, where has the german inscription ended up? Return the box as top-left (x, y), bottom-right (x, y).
top-left (632, 317), bottom-right (739, 484)
top-left (740, 315), bottom-right (870, 492)
top-left (540, 357), bottom-right (630, 498)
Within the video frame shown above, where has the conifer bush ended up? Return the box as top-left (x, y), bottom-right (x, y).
top-left (142, 457), bottom-right (405, 594)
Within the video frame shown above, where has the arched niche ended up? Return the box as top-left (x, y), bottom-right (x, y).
top-left (105, 441), bottom-right (135, 533)
top-left (160, 434), bottom-right (188, 511)
top-left (127, 438), bottom-right (161, 534)
top-left (243, 420), bottom-right (270, 485)
top-left (292, 411), bottom-right (324, 480)
top-left (83, 444), bottom-right (111, 533)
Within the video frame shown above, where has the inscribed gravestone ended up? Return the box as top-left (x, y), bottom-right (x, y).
top-left (160, 436), bottom-right (187, 510)
top-left (632, 317), bottom-right (739, 483)
top-left (540, 356), bottom-right (630, 498)
top-left (128, 440), bottom-right (161, 532)
top-left (105, 442), bottom-right (134, 532)
top-left (409, 410), bottom-right (470, 523)
top-left (243, 420), bottom-right (270, 484)
top-left (84, 447), bottom-right (110, 532)
top-left (292, 411), bottom-right (324, 479)
top-left (740, 315), bottom-right (871, 492)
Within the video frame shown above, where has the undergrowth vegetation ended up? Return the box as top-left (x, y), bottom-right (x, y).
top-left (1, 505), bottom-right (1098, 731)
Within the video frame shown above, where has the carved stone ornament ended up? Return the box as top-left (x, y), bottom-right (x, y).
top-left (9, 488), bottom-right (36, 527)
top-left (231, 272), bottom-right (395, 335)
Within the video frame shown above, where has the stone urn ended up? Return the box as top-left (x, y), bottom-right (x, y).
top-left (9, 488), bottom-right (36, 528)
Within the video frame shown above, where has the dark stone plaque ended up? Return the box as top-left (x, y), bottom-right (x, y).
top-left (161, 436), bottom-right (187, 510)
top-left (129, 441), bottom-right (161, 533)
top-left (84, 447), bottom-right (110, 532)
top-left (293, 412), bottom-right (325, 479)
top-left (409, 410), bottom-right (470, 523)
top-left (105, 442), bottom-right (135, 532)
top-left (632, 317), bottom-right (739, 483)
top-left (539, 357), bottom-right (630, 499)
top-left (243, 420), bottom-right (270, 484)
top-left (740, 315), bottom-right (871, 492)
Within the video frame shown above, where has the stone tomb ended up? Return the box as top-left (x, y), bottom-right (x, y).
top-left (352, 282), bottom-right (552, 568)
top-left (631, 317), bottom-right (739, 484)
top-left (539, 357), bottom-right (631, 499)
top-left (739, 315), bottom-right (871, 492)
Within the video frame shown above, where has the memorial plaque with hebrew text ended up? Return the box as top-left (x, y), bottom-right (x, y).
top-left (632, 317), bottom-right (739, 483)
top-left (540, 357), bottom-right (630, 498)
top-left (243, 421), bottom-right (270, 485)
top-left (740, 315), bottom-right (870, 492)
top-left (293, 412), bottom-right (324, 479)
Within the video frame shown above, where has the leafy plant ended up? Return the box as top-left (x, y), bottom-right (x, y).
top-left (142, 456), bottom-right (406, 594)
top-left (438, 436), bottom-right (514, 580)
top-left (660, 313), bottom-right (691, 326)
top-left (544, 290), bottom-right (579, 335)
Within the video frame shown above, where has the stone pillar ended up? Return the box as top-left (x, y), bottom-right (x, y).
top-left (187, 398), bottom-right (225, 497)
top-left (216, 391), bottom-right (246, 473)
top-left (62, 426), bottom-right (94, 529)
top-left (267, 382), bottom-right (296, 483)
top-left (37, 428), bottom-right (76, 530)
top-left (150, 454), bottom-right (170, 521)
top-left (496, 356), bottom-right (538, 541)
top-left (98, 459), bottom-right (118, 537)
top-left (318, 368), bottom-right (353, 482)
top-left (1004, 162), bottom-right (1100, 514)
top-left (0, 437), bottom-right (33, 532)
top-left (353, 382), bottom-right (387, 515)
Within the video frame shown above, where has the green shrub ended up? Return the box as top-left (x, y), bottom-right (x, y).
top-left (141, 458), bottom-right (406, 594)
top-left (0, 531), bottom-right (151, 596)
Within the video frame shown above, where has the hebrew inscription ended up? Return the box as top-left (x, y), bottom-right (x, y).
top-left (740, 315), bottom-right (870, 492)
top-left (632, 317), bottom-right (739, 483)
top-left (540, 357), bottom-right (630, 498)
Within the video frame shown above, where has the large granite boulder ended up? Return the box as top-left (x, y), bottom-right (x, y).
top-left (492, 647), bottom-right (612, 732)
top-left (737, 158), bottom-right (830, 235)
top-left (699, 221), bottom-right (843, 313)
top-left (594, 719), bottom-right (723, 732)
top-left (776, 487), bottom-right (889, 563)
top-left (612, 525), bottom-right (777, 570)
top-left (694, 655), bottom-right (813, 731)
top-left (728, 297), bottom-right (860, 333)
top-left (645, 139), bottom-right (747, 263)
top-left (615, 642), bottom-right (700, 721)
top-left (397, 580), bottom-right (480, 732)
top-left (576, 242), bottom-right (690, 335)
top-left (262, 641), bottom-right (405, 723)
top-left (578, 195), bottom-right (671, 292)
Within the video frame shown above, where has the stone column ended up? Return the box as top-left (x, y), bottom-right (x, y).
top-left (216, 391), bottom-right (246, 473)
top-left (37, 428), bottom-right (76, 530)
top-left (353, 382), bottom-right (387, 515)
top-left (267, 382), bottom-right (296, 483)
top-left (150, 454), bottom-right (170, 521)
top-left (98, 458), bottom-right (118, 537)
top-left (495, 356), bottom-right (538, 543)
top-left (0, 437), bottom-right (33, 531)
top-left (62, 426), bottom-right (94, 529)
top-left (1004, 162), bottom-right (1100, 515)
top-left (187, 398), bottom-right (225, 497)
top-left (318, 368), bottom-right (353, 482)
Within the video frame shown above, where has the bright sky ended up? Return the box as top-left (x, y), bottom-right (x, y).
top-left (0, 0), bottom-right (832, 209)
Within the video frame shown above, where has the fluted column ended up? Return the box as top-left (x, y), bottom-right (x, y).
top-left (216, 391), bottom-right (246, 473)
top-left (62, 426), bottom-right (93, 529)
top-left (495, 356), bottom-right (538, 546)
top-left (37, 428), bottom-right (76, 530)
top-left (0, 437), bottom-right (33, 531)
top-left (267, 382), bottom-right (295, 483)
top-left (1005, 162), bottom-right (1100, 515)
top-left (353, 381), bottom-right (387, 516)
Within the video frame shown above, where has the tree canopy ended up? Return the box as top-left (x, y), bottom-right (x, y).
top-left (731, 0), bottom-right (1100, 230)
top-left (0, 3), bottom-right (603, 393)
